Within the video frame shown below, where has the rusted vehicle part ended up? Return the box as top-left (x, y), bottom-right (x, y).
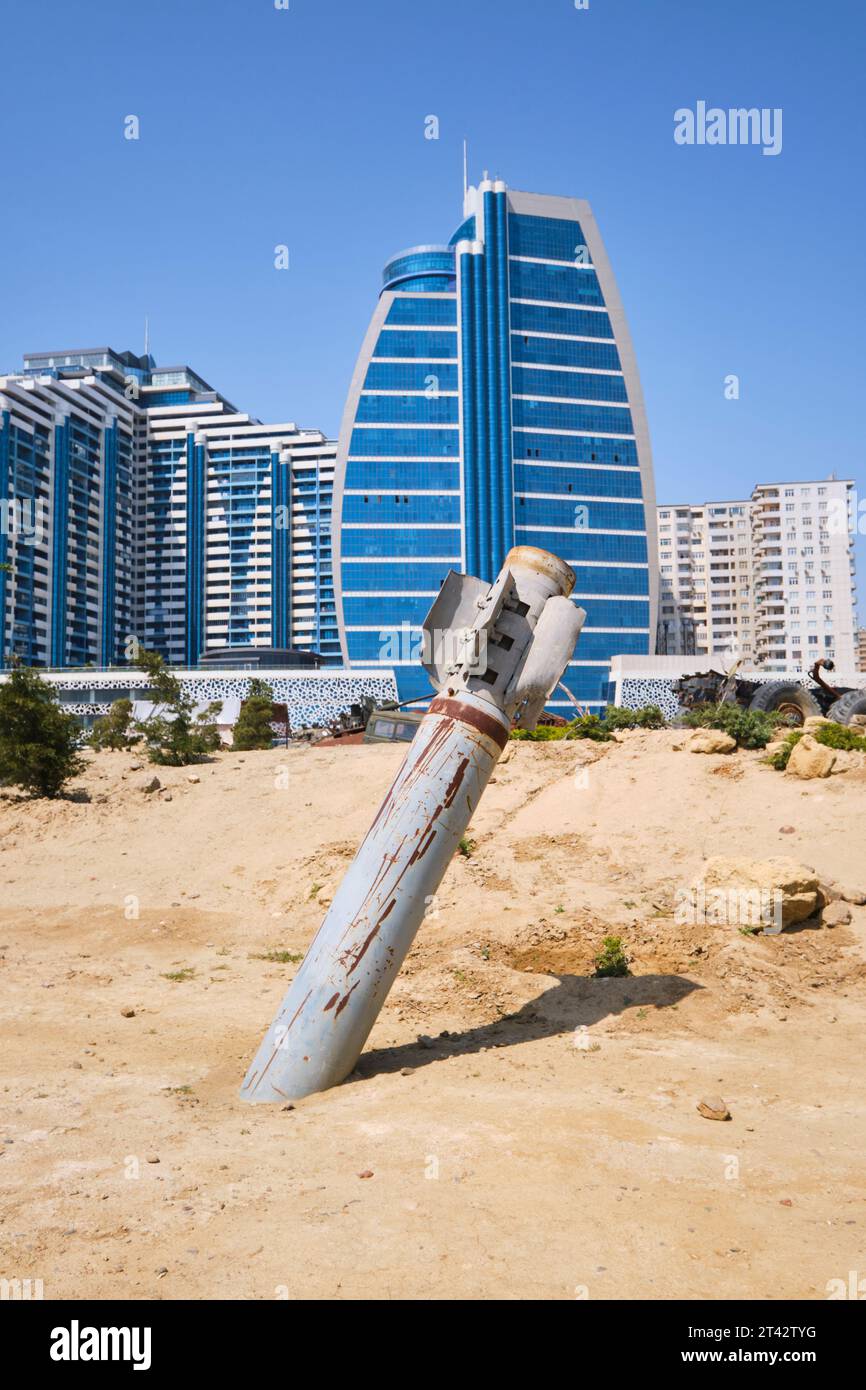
top-left (362, 708), bottom-right (424, 744)
top-left (747, 679), bottom-right (821, 725)
top-left (240, 546), bottom-right (585, 1103)
top-left (674, 659), bottom-right (866, 725)
top-left (809, 659), bottom-right (843, 702)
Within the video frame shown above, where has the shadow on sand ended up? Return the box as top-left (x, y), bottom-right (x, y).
top-left (350, 971), bottom-right (703, 1083)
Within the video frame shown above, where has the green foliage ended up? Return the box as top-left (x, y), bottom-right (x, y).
top-left (510, 722), bottom-right (568, 741)
top-left (813, 722), bottom-right (866, 751)
top-left (603, 703), bottom-right (667, 730)
top-left (0, 664), bottom-right (85, 798)
top-left (592, 935), bottom-right (631, 978)
top-left (683, 701), bottom-right (782, 749)
top-left (89, 698), bottom-right (140, 751)
top-left (512, 714), bottom-right (614, 742)
top-left (565, 714), bottom-right (614, 742)
top-left (232, 684), bottom-right (276, 751)
top-left (457, 836), bottom-right (476, 857)
top-left (766, 722), bottom-right (866, 771)
top-left (251, 949), bottom-right (303, 964)
top-left (134, 649), bottom-right (222, 765)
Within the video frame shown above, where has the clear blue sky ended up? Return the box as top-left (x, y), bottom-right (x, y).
top-left (2, 0), bottom-right (863, 616)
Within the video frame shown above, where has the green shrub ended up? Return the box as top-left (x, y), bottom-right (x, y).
top-left (813, 722), bottom-right (866, 752)
top-left (766, 722), bottom-right (866, 771)
top-left (604, 704), bottom-right (667, 730)
top-left (0, 664), bottom-right (85, 798)
top-left (89, 698), bottom-right (140, 751)
top-left (512, 713), bottom-right (616, 743)
top-left (683, 702), bottom-right (782, 749)
top-left (233, 679), bottom-right (276, 751)
top-left (565, 714), bottom-right (613, 742)
top-left (592, 935), bottom-right (631, 978)
top-left (510, 722), bottom-right (568, 741)
top-left (134, 649), bottom-right (222, 766)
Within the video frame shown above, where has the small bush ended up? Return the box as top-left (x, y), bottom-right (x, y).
top-left (814, 722), bottom-right (866, 752)
top-left (683, 702), bottom-right (782, 749)
top-left (233, 679), bottom-right (276, 751)
top-left (766, 722), bottom-right (866, 771)
top-left (134, 649), bottom-right (222, 765)
top-left (592, 935), bottom-right (631, 978)
top-left (510, 723), bottom-right (568, 741)
top-left (765, 731), bottom-right (802, 771)
top-left (565, 714), bottom-right (613, 742)
top-left (251, 950), bottom-right (303, 964)
top-left (457, 836), bottom-right (476, 857)
top-left (604, 704), bottom-right (667, 730)
top-left (0, 664), bottom-right (85, 797)
top-left (90, 698), bottom-right (140, 751)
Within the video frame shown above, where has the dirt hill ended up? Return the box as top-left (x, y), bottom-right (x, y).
top-left (1, 732), bottom-right (864, 1299)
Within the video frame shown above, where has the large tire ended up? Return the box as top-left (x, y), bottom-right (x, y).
top-left (827, 689), bottom-right (866, 726)
top-left (748, 681), bottom-right (821, 726)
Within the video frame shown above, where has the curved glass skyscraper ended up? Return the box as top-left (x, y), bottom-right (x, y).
top-left (333, 180), bottom-right (658, 711)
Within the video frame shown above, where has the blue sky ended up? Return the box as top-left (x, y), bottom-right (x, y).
top-left (2, 0), bottom-right (863, 614)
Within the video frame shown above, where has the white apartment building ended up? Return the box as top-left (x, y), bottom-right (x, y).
top-left (1, 348), bottom-right (338, 668)
top-left (657, 477), bottom-right (857, 672)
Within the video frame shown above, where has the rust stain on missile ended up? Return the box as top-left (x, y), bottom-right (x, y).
top-left (428, 696), bottom-right (508, 750)
top-left (344, 898), bottom-right (397, 976)
top-left (443, 756), bottom-right (469, 808)
top-left (335, 981), bottom-right (360, 1017)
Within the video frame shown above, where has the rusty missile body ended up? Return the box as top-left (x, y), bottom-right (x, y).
top-left (241, 546), bottom-right (585, 1103)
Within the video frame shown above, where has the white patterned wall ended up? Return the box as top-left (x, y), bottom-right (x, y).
top-left (1, 670), bottom-right (400, 729)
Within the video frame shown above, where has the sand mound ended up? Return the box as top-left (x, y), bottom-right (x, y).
top-left (1, 731), bottom-right (864, 1299)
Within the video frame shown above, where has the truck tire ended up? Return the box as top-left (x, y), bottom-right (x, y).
top-left (826, 689), bottom-right (866, 726)
top-left (748, 681), bottom-right (821, 725)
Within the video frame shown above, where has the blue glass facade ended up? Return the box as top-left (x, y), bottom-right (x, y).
top-left (1, 349), bottom-right (339, 669)
top-left (334, 182), bottom-right (658, 709)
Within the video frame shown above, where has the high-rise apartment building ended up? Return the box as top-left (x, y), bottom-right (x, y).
top-left (657, 499), bottom-right (756, 659)
top-left (333, 178), bottom-right (658, 711)
top-left (0, 348), bottom-right (338, 668)
top-left (657, 477), bottom-right (857, 671)
top-left (857, 628), bottom-right (866, 672)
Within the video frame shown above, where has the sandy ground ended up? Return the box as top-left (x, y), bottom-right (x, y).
top-left (1, 731), bottom-right (865, 1301)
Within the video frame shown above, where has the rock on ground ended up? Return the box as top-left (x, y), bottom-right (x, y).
top-left (785, 735), bottom-right (835, 780)
top-left (688, 729), bottom-right (737, 755)
top-left (697, 856), bottom-right (820, 927)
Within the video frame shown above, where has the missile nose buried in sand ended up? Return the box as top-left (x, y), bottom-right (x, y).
top-left (240, 546), bottom-right (586, 1103)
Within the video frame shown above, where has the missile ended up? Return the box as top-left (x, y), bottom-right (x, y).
top-left (241, 546), bottom-right (585, 1103)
